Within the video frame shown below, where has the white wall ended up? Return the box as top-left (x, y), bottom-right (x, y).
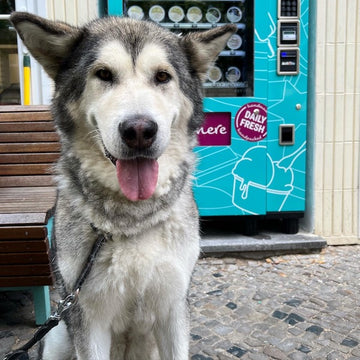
top-left (314, 0), bottom-right (360, 244)
top-left (46, 0), bottom-right (99, 24)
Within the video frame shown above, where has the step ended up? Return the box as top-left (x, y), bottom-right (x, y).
top-left (200, 232), bottom-right (327, 256)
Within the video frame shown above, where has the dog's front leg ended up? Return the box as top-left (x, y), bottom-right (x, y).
top-left (74, 322), bottom-right (112, 360)
top-left (154, 301), bottom-right (190, 360)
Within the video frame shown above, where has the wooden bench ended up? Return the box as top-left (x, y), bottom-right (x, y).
top-left (0, 105), bottom-right (59, 324)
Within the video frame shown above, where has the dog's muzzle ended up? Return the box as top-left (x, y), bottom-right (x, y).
top-left (104, 116), bottom-right (160, 202)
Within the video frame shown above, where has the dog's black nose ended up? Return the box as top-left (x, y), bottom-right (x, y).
top-left (119, 117), bottom-right (158, 150)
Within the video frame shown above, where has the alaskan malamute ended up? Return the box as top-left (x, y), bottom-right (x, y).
top-left (11, 12), bottom-right (236, 360)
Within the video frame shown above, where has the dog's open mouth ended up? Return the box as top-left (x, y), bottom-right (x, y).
top-left (105, 150), bottom-right (159, 201)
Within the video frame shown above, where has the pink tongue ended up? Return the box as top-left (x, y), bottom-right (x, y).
top-left (116, 158), bottom-right (159, 201)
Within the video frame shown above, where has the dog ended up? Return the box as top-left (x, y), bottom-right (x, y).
top-left (11, 12), bottom-right (236, 360)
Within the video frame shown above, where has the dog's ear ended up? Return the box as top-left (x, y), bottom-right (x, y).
top-left (10, 12), bottom-right (81, 79)
top-left (181, 25), bottom-right (238, 81)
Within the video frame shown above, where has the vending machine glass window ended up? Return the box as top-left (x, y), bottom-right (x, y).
top-left (0, 0), bottom-right (20, 105)
top-left (124, 0), bottom-right (253, 97)
top-left (107, 0), bottom-right (309, 234)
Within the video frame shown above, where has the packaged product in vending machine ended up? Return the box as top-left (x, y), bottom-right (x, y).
top-left (149, 5), bottom-right (165, 22)
top-left (168, 6), bottom-right (185, 23)
top-left (186, 6), bottom-right (202, 23)
top-left (227, 6), bottom-right (242, 22)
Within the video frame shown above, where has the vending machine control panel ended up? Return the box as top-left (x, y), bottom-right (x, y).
top-left (278, 20), bottom-right (299, 46)
top-left (277, 0), bottom-right (300, 74)
top-left (278, 0), bottom-right (300, 18)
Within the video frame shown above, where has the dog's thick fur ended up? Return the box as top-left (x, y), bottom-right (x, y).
top-left (11, 12), bottom-right (236, 360)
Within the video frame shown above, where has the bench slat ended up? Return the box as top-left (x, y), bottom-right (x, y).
top-left (0, 226), bottom-right (47, 240)
top-left (0, 252), bottom-right (50, 265)
top-left (0, 176), bottom-right (55, 187)
top-left (0, 264), bottom-right (51, 276)
top-left (0, 275), bottom-right (53, 287)
top-left (0, 132), bottom-right (59, 143)
top-left (0, 164), bottom-right (53, 176)
top-left (0, 105), bottom-right (49, 113)
top-left (0, 213), bottom-right (50, 226)
top-left (0, 114), bottom-right (52, 122)
top-left (0, 200), bottom-right (55, 213)
top-left (0, 209), bottom-right (54, 219)
top-left (0, 187), bottom-right (56, 201)
top-left (0, 143), bottom-right (61, 153)
top-left (0, 121), bottom-right (55, 132)
top-left (0, 239), bottom-right (49, 253)
top-left (0, 153), bottom-right (60, 164)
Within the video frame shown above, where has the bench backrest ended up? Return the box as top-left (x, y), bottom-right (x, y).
top-left (0, 105), bottom-right (60, 187)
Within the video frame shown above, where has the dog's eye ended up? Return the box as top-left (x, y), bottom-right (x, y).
top-left (96, 68), bottom-right (113, 82)
top-left (155, 71), bottom-right (171, 84)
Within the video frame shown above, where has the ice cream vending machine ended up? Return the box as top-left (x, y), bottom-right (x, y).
top-left (107, 0), bottom-right (309, 234)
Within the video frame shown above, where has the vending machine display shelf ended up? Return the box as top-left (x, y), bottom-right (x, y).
top-left (159, 22), bottom-right (245, 30)
top-left (203, 82), bottom-right (247, 89)
top-left (127, 0), bottom-right (245, 2)
top-left (220, 50), bottom-right (246, 57)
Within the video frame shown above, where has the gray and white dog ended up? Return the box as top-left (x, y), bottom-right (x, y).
top-left (11, 12), bottom-right (236, 360)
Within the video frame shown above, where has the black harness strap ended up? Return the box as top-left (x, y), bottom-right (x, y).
top-left (73, 224), bottom-right (108, 293)
top-left (3, 224), bottom-right (109, 360)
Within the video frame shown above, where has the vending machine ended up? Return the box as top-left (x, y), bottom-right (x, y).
top-left (107, 0), bottom-right (309, 234)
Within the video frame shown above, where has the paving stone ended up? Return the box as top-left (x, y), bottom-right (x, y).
top-left (341, 337), bottom-right (359, 348)
top-left (246, 353), bottom-right (269, 360)
top-left (277, 338), bottom-right (300, 352)
top-left (327, 351), bottom-right (345, 360)
top-left (284, 299), bottom-right (303, 307)
top-left (284, 313), bottom-right (305, 325)
top-left (288, 352), bottom-right (311, 360)
top-left (297, 345), bottom-right (312, 353)
top-left (213, 324), bottom-right (234, 336)
top-left (192, 333), bottom-right (203, 341)
top-left (263, 345), bottom-right (287, 360)
top-left (272, 310), bottom-right (288, 320)
top-left (226, 302), bottom-right (237, 310)
top-left (207, 290), bottom-right (223, 296)
top-left (305, 325), bottom-right (324, 336)
top-left (288, 327), bottom-right (304, 336)
top-left (0, 335), bottom-right (15, 358)
top-left (226, 346), bottom-right (248, 358)
top-left (243, 336), bottom-right (263, 348)
top-left (216, 352), bottom-right (234, 360)
top-left (192, 354), bottom-right (214, 360)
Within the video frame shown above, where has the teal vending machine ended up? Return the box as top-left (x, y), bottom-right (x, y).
top-left (107, 0), bottom-right (309, 234)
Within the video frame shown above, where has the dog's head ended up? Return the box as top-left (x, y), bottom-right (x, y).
top-left (11, 13), bottom-right (236, 201)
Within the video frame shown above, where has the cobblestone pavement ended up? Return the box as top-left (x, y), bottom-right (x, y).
top-left (1, 245), bottom-right (360, 359)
